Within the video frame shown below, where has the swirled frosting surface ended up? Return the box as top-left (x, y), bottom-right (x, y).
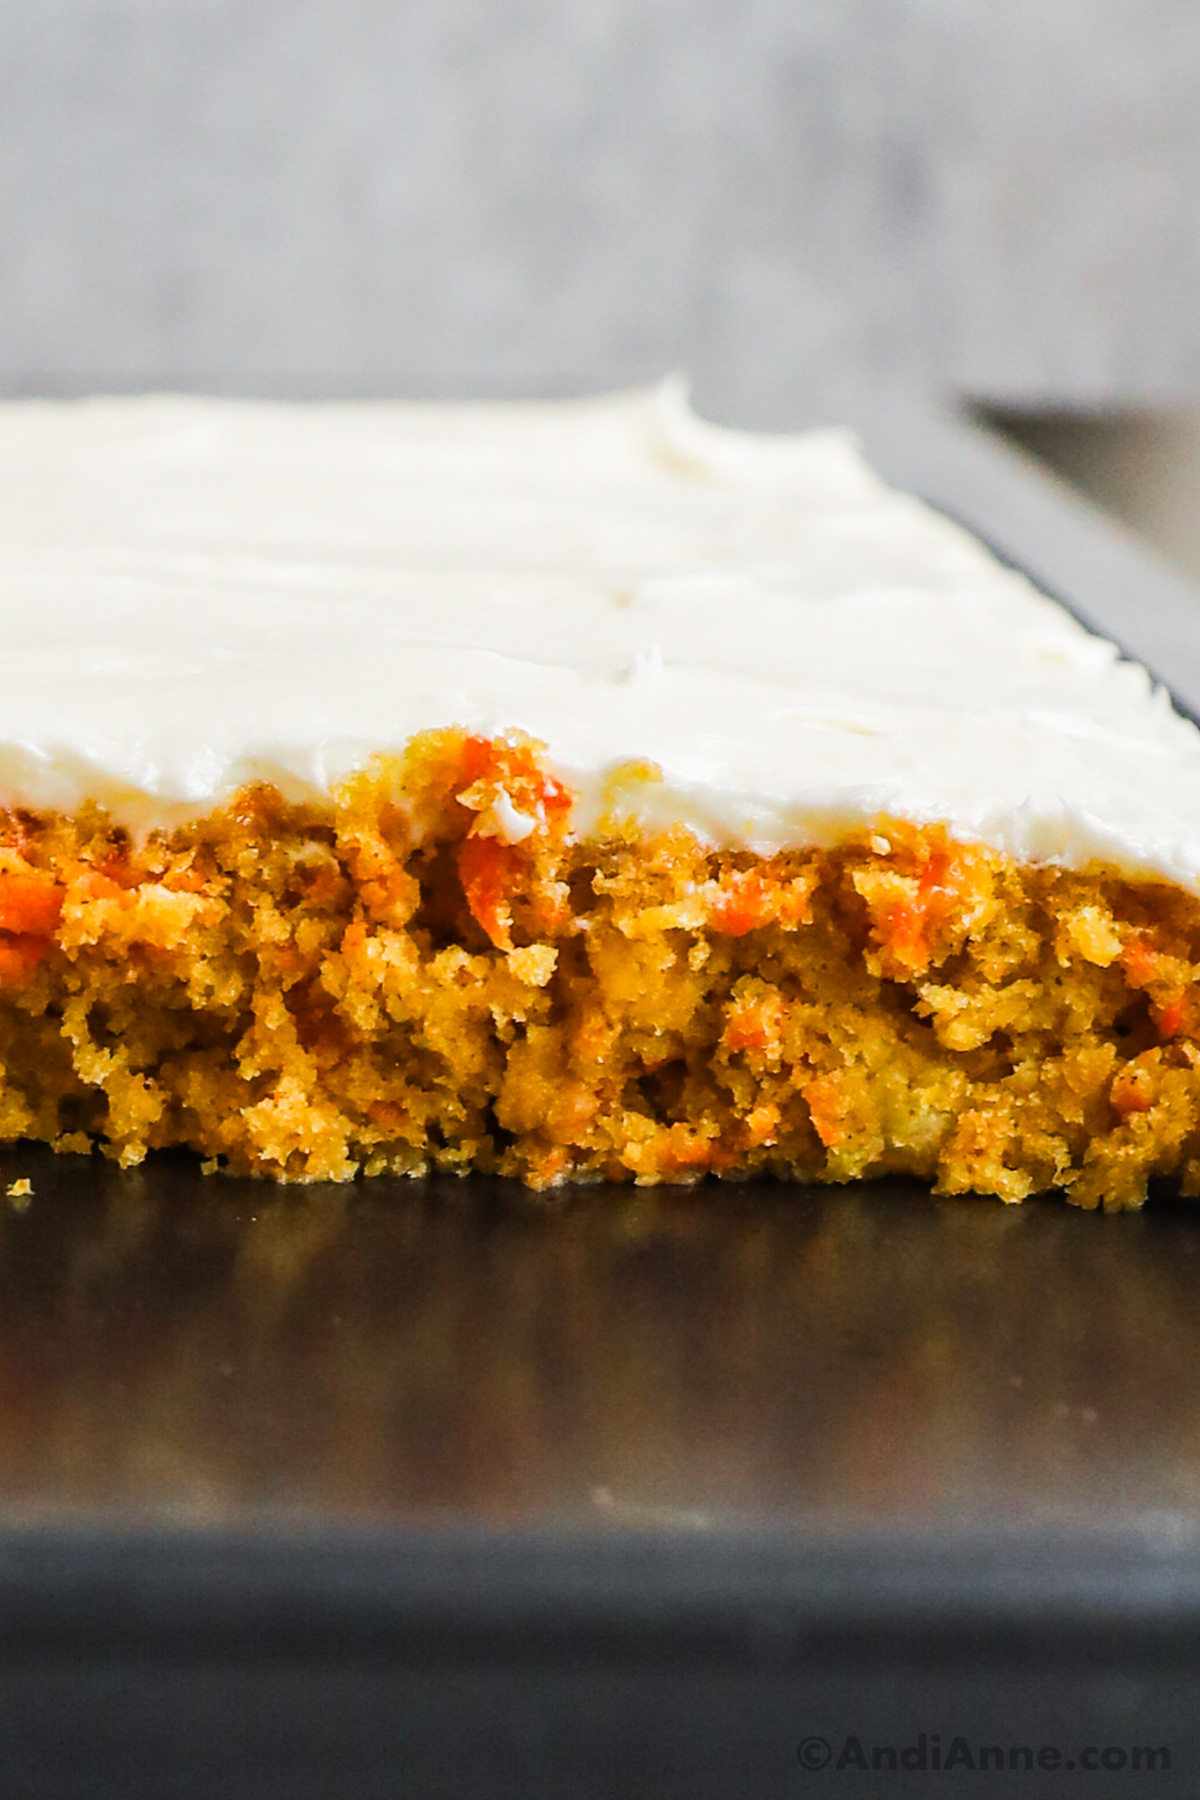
top-left (0, 381), bottom-right (1198, 882)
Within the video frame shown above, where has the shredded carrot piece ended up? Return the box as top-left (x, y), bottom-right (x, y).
top-left (457, 836), bottom-right (519, 951)
top-left (711, 869), bottom-right (773, 936)
top-left (725, 1011), bottom-right (770, 1052)
top-left (0, 934), bottom-right (50, 985)
top-left (880, 848), bottom-right (953, 971)
top-left (804, 1074), bottom-right (848, 1148)
top-left (75, 872), bottom-right (123, 902)
top-left (459, 735), bottom-right (496, 787)
top-left (1155, 997), bottom-right (1188, 1039)
top-left (723, 992), bottom-right (784, 1055)
top-left (0, 874), bottom-right (64, 986)
top-left (340, 919), bottom-right (368, 957)
top-left (458, 736), bottom-right (571, 827)
top-left (0, 873), bottom-right (62, 938)
top-left (1122, 936), bottom-right (1160, 989)
top-left (659, 1130), bottom-right (729, 1174)
top-left (711, 866), bottom-right (814, 936)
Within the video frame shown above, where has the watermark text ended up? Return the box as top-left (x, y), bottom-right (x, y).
top-left (797, 1733), bottom-right (1171, 1776)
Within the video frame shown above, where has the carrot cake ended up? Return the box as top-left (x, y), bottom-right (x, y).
top-left (0, 381), bottom-right (1199, 1206)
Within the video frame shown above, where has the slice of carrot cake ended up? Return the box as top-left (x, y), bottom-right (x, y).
top-left (0, 381), bottom-right (1198, 1206)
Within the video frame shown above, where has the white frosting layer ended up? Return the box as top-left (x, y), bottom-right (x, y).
top-left (1, 380), bottom-right (1199, 883)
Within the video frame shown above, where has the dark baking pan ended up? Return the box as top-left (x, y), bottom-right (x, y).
top-left (3, 409), bottom-right (1200, 1799)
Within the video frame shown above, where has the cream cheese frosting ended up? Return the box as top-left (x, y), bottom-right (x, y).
top-left (0, 379), bottom-right (1199, 884)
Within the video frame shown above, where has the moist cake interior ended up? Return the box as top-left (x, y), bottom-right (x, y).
top-left (0, 727), bottom-right (1196, 1209)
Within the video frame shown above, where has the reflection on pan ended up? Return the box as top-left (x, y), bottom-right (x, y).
top-left (0, 1150), bottom-right (1197, 1529)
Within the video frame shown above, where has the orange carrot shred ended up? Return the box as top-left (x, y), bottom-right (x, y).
top-left (0, 934), bottom-right (50, 985)
top-left (0, 873), bottom-right (62, 938)
top-left (457, 836), bottom-right (519, 951)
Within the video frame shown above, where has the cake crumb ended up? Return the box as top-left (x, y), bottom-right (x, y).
top-left (5, 1178), bottom-right (32, 1210)
top-left (52, 1132), bottom-right (92, 1156)
top-left (0, 729), bottom-right (1187, 1207)
top-left (506, 943), bottom-right (557, 987)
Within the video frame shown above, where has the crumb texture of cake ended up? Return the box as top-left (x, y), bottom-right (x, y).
top-left (0, 728), bottom-right (1198, 1210)
top-left (4, 385), bottom-right (1200, 1208)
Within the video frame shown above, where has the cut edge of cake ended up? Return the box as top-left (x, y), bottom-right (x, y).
top-left (0, 727), bottom-right (1194, 1209)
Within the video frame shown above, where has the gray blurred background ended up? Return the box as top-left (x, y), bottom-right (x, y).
top-left (3, 0), bottom-right (1200, 563)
